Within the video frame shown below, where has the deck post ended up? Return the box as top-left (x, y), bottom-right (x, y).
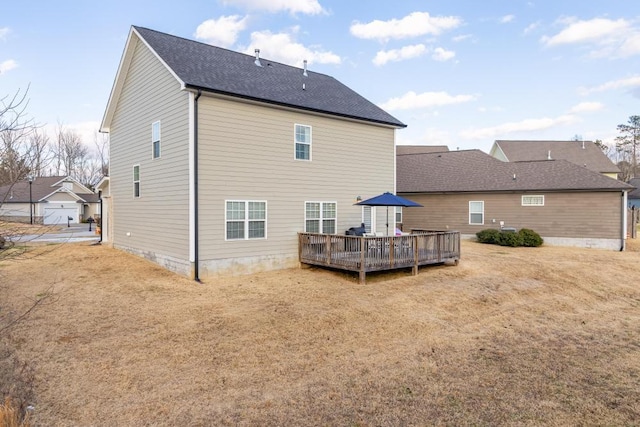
top-left (326, 234), bottom-right (331, 265)
top-left (359, 236), bottom-right (366, 284)
top-left (412, 235), bottom-right (419, 275)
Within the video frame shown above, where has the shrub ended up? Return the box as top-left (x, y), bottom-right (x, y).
top-left (476, 229), bottom-right (501, 244)
top-left (518, 228), bottom-right (543, 247)
top-left (496, 230), bottom-right (524, 247)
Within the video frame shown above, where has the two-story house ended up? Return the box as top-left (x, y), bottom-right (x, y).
top-left (100, 26), bottom-right (405, 280)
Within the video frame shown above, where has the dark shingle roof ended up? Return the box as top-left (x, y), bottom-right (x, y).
top-left (627, 178), bottom-right (640, 199)
top-left (397, 150), bottom-right (632, 193)
top-left (133, 26), bottom-right (405, 128)
top-left (493, 140), bottom-right (620, 174)
top-left (396, 145), bottom-right (449, 155)
top-left (0, 177), bottom-right (96, 203)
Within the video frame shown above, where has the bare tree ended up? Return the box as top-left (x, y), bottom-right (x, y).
top-left (615, 115), bottom-right (640, 179)
top-left (53, 123), bottom-right (88, 179)
top-left (94, 131), bottom-right (109, 178)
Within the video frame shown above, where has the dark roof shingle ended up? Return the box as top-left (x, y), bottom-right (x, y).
top-left (397, 150), bottom-right (632, 193)
top-left (134, 26), bottom-right (405, 128)
top-left (493, 140), bottom-right (620, 174)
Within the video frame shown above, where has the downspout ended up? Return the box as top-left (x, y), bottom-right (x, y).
top-left (621, 190), bottom-right (628, 251)
top-left (98, 190), bottom-right (103, 243)
top-left (194, 89), bottom-right (202, 281)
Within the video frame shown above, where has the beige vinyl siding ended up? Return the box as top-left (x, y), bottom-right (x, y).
top-left (401, 191), bottom-right (623, 239)
top-left (197, 95), bottom-right (395, 263)
top-left (109, 35), bottom-right (190, 260)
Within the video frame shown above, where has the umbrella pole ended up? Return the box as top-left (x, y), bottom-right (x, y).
top-left (386, 206), bottom-right (389, 236)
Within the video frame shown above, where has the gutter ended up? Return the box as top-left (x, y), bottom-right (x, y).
top-left (621, 190), bottom-right (628, 251)
top-left (194, 89), bottom-right (202, 282)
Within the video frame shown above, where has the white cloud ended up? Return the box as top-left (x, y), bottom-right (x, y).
top-left (541, 17), bottom-right (640, 58)
top-left (500, 15), bottom-right (515, 24)
top-left (244, 29), bottom-right (340, 66)
top-left (220, 0), bottom-right (325, 15)
top-left (542, 18), bottom-right (629, 46)
top-left (432, 47), bottom-right (455, 61)
top-left (350, 12), bottom-right (462, 42)
top-left (452, 34), bottom-right (472, 42)
top-left (380, 91), bottom-right (476, 111)
top-left (523, 21), bottom-right (540, 35)
top-left (0, 59), bottom-right (18, 74)
top-left (0, 27), bottom-right (9, 41)
top-left (373, 44), bottom-right (427, 66)
top-left (459, 114), bottom-right (579, 140)
top-left (579, 75), bottom-right (640, 95)
top-left (569, 101), bottom-right (604, 113)
top-left (194, 15), bottom-right (249, 47)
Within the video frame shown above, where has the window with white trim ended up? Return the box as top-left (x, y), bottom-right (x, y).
top-left (395, 207), bottom-right (402, 224)
top-left (522, 195), bottom-right (544, 206)
top-left (469, 201), bottom-right (484, 225)
top-left (295, 124), bottom-right (311, 160)
top-left (305, 202), bottom-right (336, 234)
top-left (152, 121), bottom-right (161, 159)
top-left (133, 165), bottom-right (140, 198)
top-left (226, 201), bottom-right (267, 240)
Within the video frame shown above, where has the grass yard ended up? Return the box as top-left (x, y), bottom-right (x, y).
top-left (1, 239), bottom-right (639, 426)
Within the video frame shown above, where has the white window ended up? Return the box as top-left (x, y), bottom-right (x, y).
top-left (226, 201), bottom-right (266, 240)
top-left (152, 121), bottom-right (161, 159)
top-left (295, 124), bottom-right (311, 160)
top-left (133, 165), bottom-right (140, 198)
top-left (469, 201), bottom-right (484, 225)
top-left (305, 202), bottom-right (336, 234)
top-left (522, 195), bottom-right (544, 206)
top-left (395, 207), bottom-right (402, 224)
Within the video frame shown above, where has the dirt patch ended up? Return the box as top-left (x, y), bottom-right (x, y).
top-left (2, 240), bottom-right (640, 425)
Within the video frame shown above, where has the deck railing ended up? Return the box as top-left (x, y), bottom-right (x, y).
top-left (298, 230), bottom-right (460, 283)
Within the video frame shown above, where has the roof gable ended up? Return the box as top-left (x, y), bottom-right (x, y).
top-left (397, 150), bottom-right (632, 193)
top-left (492, 140), bottom-right (620, 174)
top-left (102, 26), bottom-right (405, 131)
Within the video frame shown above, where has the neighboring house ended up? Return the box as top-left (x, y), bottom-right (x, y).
top-left (99, 26), bottom-right (405, 279)
top-left (627, 178), bottom-right (640, 208)
top-left (95, 176), bottom-right (111, 242)
top-left (397, 150), bottom-right (633, 250)
top-left (0, 176), bottom-right (100, 225)
top-left (490, 140), bottom-right (620, 178)
top-left (396, 145), bottom-right (449, 155)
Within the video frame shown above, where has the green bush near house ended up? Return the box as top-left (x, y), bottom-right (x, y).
top-left (497, 231), bottom-right (524, 247)
top-left (476, 229), bottom-right (501, 244)
top-left (476, 228), bottom-right (543, 247)
top-left (518, 228), bottom-right (544, 247)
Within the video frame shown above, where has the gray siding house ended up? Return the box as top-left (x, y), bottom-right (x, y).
top-left (100, 26), bottom-right (405, 279)
top-left (397, 150), bottom-right (632, 250)
top-left (0, 176), bottom-right (99, 225)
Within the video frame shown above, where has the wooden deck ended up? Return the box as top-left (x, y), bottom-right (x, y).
top-left (298, 230), bottom-right (460, 283)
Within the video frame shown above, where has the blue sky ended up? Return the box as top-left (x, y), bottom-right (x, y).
top-left (1, 0), bottom-right (639, 152)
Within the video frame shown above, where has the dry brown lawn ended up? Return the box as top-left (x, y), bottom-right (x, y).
top-left (1, 239), bottom-right (640, 426)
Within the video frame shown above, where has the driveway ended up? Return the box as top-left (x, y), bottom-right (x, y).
top-left (11, 223), bottom-right (101, 244)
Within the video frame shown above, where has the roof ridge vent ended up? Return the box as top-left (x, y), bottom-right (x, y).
top-left (254, 49), bottom-right (262, 67)
top-left (303, 59), bottom-right (308, 77)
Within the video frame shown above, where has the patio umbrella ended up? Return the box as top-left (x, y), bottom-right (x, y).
top-left (355, 192), bottom-right (423, 236)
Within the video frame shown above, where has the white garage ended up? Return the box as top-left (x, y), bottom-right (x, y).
top-left (43, 207), bottom-right (79, 225)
